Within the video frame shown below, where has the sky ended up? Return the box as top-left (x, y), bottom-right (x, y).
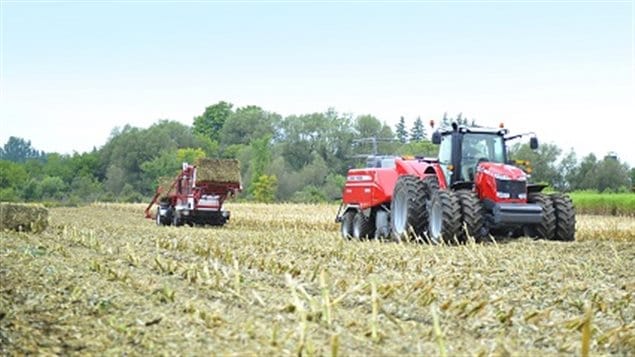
top-left (1, 1), bottom-right (633, 166)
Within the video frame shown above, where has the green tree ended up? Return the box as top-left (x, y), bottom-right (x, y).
top-left (354, 115), bottom-right (382, 138)
top-left (0, 136), bottom-right (43, 162)
top-left (99, 120), bottom-right (202, 195)
top-left (396, 116), bottom-right (408, 143)
top-left (572, 153), bottom-right (599, 190)
top-left (280, 109), bottom-right (354, 173)
top-left (177, 148), bottom-right (206, 165)
top-left (396, 141), bottom-right (438, 157)
top-left (509, 142), bottom-right (562, 187)
top-left (595, 154), bottom-right (630, 192)
top-left (193, 101), bottom-right (234, 142)
top-left (220, 106), bottom-right (280, 147)
top-left (38, 176), bottom-right (66, 200)
top-left (410, 117), bottom-right (426, 141)
top-left (252, 175), bottom-right (277, 203)
top-left (555, 149), bottom-right (578, 191)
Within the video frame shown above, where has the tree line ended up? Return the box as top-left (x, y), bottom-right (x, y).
top-left (1, 102), bottom-right (633, 204)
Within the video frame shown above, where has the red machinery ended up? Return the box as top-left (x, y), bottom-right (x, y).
top-left (336, 122), bottom-right (576, 243)
top-left (145, 163), bottom-right (241, 227)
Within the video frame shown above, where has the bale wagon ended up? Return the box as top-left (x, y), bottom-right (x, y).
top-left (145, 159), bottom-right (242, 227)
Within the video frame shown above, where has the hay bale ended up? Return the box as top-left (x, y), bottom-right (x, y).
top-left (195, 158), bottom-right (241, 184)
top-left (0, 202), bottom-right (49, 233)
top-left (157, 175), bottom-right (178, 199)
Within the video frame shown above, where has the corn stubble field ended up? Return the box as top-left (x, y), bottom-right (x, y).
top-left (1, 203), bottom-right (634, 355)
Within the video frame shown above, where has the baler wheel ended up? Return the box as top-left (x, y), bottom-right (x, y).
top-left (340, 211), bottom-right (355, 240)
top-left (352, 211), bottom-right (375, 240)
top-left (550, 193), bottom-right (576, 241)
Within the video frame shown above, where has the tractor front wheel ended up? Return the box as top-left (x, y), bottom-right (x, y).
top-left (550, 193), bottom-right (576, 241)
top-left (455, 190), bottom-right (485, 243)
top-left (390, 175), bottom-right (427, 242)
top-left (525, 192), bottom-right (556, 239)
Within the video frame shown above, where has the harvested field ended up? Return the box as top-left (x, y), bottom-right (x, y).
top-left (1, 203), bottom-right (633, 355)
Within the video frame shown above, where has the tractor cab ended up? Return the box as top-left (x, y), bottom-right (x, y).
top-left (434, 125), bottom-right (508, 187)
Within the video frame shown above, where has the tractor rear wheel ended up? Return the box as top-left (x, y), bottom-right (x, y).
top-left (455, 190), bottom-right (485, 243)
top-left (352, 211), bottom-right (375, 240)
top-left (340, 211), bottom-right (355, 240)
top-left (550, 193), bottom-right (576, 241)
top-left (425, 187), bottom-right (461, 244)
top-left (390, 175), bottom-right (427, 242)
top-left (525, 192), bottom-right (556, 239)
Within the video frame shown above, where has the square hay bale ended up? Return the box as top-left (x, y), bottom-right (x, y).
top-left (157, 175), bottom-right (179, 199)
top-left (0, 202), bottom-right (49, 233)
top-left (195, 158), bottom-right (241, 184)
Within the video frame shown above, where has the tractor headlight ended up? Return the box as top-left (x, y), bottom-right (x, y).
top-left (496, 192), bottom-right (511, 199)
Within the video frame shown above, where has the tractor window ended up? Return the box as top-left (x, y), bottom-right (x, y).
top-left (438, 135), bottom-right (453, 164)
top-left (461, 133), bottom-right (505, 180)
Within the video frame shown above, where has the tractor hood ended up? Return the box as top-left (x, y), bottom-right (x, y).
top-left (476, 162), bottom-right (527, 181)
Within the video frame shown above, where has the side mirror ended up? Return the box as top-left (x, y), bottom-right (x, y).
top-left (530, 137), bottom-right (539, 150)
top-left (432, 131), bottom-right (442, 145)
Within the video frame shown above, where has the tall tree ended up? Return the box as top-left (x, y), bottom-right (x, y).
top-left (396, 116), bottom-right (408, 143)
top-left (220, 106), bottom-right (280, 147)
top-left (595, 154), bottom-right (631, 192)
top-left (410, 117), bottom-right (426, 141)
top-left (509, 142), bottom-right (562, 187)
top-left (354, 115), bottom-right (382, 138)
top-left (193, 101), bottom-right (234, 142)
top-left (1, 136), bottom-right (43, 162)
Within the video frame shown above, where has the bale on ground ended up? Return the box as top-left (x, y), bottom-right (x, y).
top-left (195, 158), bottom-right (241, 183)
top-left (0, 202), bottom-right (49, 233)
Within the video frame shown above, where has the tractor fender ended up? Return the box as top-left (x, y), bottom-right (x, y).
top-left (395, 158), bottom-right (426, 177)
top-left (395, 158), bottom-right (447, 189)
top-left (527, 183), bottom-right (548, 193)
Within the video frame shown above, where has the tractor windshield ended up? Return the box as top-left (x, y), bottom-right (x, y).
top-left (461, 133), bottom-right (505, 180)
top-left (462, 133), bottom-right (505, 163)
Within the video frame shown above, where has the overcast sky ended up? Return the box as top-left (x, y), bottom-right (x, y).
top-left (1, 1), bottom-right (633, 165)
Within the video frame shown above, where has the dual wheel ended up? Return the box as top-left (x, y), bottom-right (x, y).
top-left (340, 210), bottom-right (374, 240)
top-left (340, 175), bottom-right (479, 244)
top-left (390, 175), bottom-right (465, 244)
top-left (525, 192), bottom-right (576, 241)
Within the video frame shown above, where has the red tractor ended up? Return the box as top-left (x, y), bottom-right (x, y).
top-left (336, 122), bottom-right (576, 243)
top-left (145, 162), bottom-right (241, 227)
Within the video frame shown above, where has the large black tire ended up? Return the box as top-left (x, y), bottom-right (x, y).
top-left (425, 187), bottom-right (462, 244)
top-left (390, 175), bottom-right (427, 242)
top-left (525, 192), bottom-right (556, 239)
top-left (352, 211), bottom-right (375, 240)
top-left (550, 193), bottom-right (576, 241)
top-left (455, 190), bottom-right (485, 243)
top-left (340, 211), bottom-right (355, 240)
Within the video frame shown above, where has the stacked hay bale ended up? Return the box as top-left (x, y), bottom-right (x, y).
top-left (157, 175), bottom-right (178, 200)
top-left (195, 158), bottom-right (241, 184)
top-left (0, 203), bottom-right (49, 233)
